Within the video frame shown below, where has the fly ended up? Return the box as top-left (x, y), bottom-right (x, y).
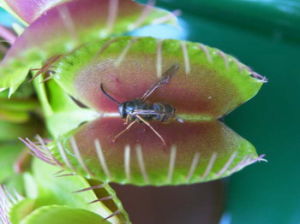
top-left (100, 64), bottom-right (183, 145)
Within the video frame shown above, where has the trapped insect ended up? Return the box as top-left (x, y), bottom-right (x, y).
top-left (100, 64), bottom-right (183, 145)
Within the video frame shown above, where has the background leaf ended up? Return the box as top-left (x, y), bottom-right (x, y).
top-left (20, 205), bottom-right (110, 224)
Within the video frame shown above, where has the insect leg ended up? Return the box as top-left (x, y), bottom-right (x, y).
top-left (112, 120), bottom-right (138, 143)
top-left (135, 114), bottom-right (166, 145)
top-left (124, 114), bottom-right (130, 125)
top-left (28, 55), bottom-right (61, 82)
top-left (40, 71), bottom-right (56, 83)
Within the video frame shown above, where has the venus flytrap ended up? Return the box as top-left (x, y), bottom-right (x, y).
top-left (0, 0), bottom-right (178, 95)
top-left (22, 36), bottom-right (266, 186)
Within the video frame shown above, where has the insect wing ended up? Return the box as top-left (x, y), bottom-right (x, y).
top-left (131, 109), bottom-right (161, 116)
top-left (141, 64), bottom-right (179, 101)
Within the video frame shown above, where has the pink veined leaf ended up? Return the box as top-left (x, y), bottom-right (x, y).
top-left (2, 0), bottom-right (70, 24)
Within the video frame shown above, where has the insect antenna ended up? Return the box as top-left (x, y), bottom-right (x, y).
top-left (100, 84), bottom-right (121, 104)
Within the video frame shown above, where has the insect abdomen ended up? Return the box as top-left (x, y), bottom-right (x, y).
top-left (152, 103), bottom-right (175, 122)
